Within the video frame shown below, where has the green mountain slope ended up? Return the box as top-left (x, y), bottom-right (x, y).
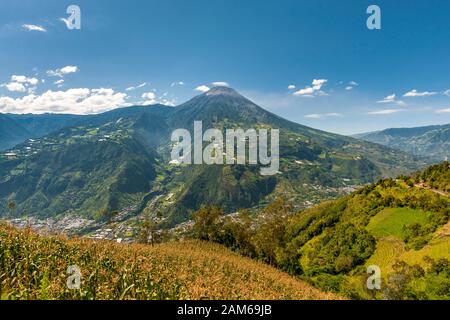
top-left (0, 87), bottom-right (427, 226)
top-left (275, 162), bottom-right (449, 299)
top-left (0, 113), bottom-right (82, 151)
top-left (0, 131), bottom-right (159, 219)
top-left (354, 124), bottom-right (450, 162)
top-left (0, 115), bottom-right (31, 151)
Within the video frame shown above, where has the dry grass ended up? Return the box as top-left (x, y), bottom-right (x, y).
top-left (0, 223), bottom-right (339, 300)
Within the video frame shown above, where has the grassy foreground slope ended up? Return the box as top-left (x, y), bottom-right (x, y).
top-left (276, 162), bottom-right (449, 299)
top-left (0, 223), bottom-right (338, 300)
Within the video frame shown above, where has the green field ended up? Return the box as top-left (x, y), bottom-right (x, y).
top-left (367, 208), bottom-right (429, 239)
top-left (401, 236), bottom-right (450, 266)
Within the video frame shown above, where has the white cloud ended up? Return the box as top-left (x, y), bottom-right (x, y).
top-left (288, 85), bottom-right (296, 90)
top-left (126, 82), bottom-right (147, 91)
top-left (436, 108), bottom-right (450, 113)
top-left (312, 79), bottom-right (327, 90)
top-left (293, 79), bottom-right (328, 97)
top-left (377, 94), bottom-right (396, 103)
top-left (211, 81), bottom-right (229, 87)
top-left (1, 82), bottom-right (26, 92)
top-left (377, 94), bottom-right (405, 105)
top-left (27, 86), bottom-right (37, 94)
top-left (443, 90), bottom-right (450, 96)
top-left (325, 113), bottom-right (342, 117)
top-left (46, 65), bottom-right (79, 77)
top-left (54, 79), bottom-right (64, 87)
top-left (11, 75), bottom-right (39, 85)
top-left (140, 92), bottom-right (175, 106)
top-left (305, 112), bottom-right (342, 119)
top-left (60, 66), bottom-right (78, 74)
top-left (170, 81), bottom-right (185, 87)
top-left (141, 91), bottom-right (156, 99)
top-left (159, 99), bottom-right (176, 107)
top-left (294, 87), bottom-right (315, 96)
top-left (367, 109), bottom-right (404, 115)
top-left (345, 81), bottom-right (359, 91)
top-left (304, 114), bottom-right (322, 119)
top-left (1, 75), bottom-right (40, 93)
top-left (195, 85), bottom-right (210, 93)
top-left (0, 88), bottom-right (128, 114)
top-left (22, 24), bottom-right (47, 32)
top-left (403, 89), bottom-right (437, 97)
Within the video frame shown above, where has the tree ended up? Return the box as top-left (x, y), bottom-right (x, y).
top-left (218, 209), bottom-right (257, 257)
top-left (7, 200), bottom-right (16, 217)
top-left (192, 206), bottom-right (224, 241)
top-left (138, 208), bottom-right (163, 246)
top-left (252, 198), bottom-right (292, 265)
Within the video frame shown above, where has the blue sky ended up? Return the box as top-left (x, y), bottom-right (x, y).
top-left (0, 0), bottom-right (449, 134)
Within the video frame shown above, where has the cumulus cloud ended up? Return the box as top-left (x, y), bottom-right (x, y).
top-left (443, 90), bottom-right (450, 96)
top-left (46, 65), bottom-right (79, 77)
top-left (377, 94), bottom-right (405, 105)
top-left (141, 91), bottom-right (156, 104)
top-left (367, 109), bottom-right (404, 115)
top-left (11, 75), bottom-right (39, 85)
top-left (159, 99), bottom-right (176, 106)
top-left (1, 82), bottom-right (26, 92)
top-left (195, 85), bottom-right (210, 93)
top-left (0, 88), bottom-right (128, 114)
top-left (293, 79), bottom-right (328, 97)
top-left (126, 82), bottom-right (147, 91)
top-left (22, 24), bottom-right (47, 32)
top-left (345, 86), bottom-right (353, 91)
top-left (211, 81), bottom-right (229, 87)
top-left (1, 75), bottom-right (40, 92)
top-left (294, 87), bottom-right (315, 96)
top-left (305, 113), bottom-right (342, 119)
top-left (287, 85), bottom-right (296, 90)
top-left (140, 91), bottom-right (175, 106)
top-left (403, 89), bottom-right (437, 97)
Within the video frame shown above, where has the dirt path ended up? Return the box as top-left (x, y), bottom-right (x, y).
top-left (414, 183), bottom-right (449, 198)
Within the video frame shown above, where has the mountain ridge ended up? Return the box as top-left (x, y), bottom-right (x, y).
top-left (0, 87), bottom-right (428, 227)
top-left (354, 123), bottom-right (450, 161)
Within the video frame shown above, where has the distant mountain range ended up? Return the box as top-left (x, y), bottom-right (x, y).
top-left (354, 124), bottom-right (450, 162)
top-left (0, 87), bottom-right (427, 226)
top-left (0, 113), bottom-right (82, 151)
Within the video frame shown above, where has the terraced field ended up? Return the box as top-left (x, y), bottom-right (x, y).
top-left (366, 211), bottom-right (450, 275)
